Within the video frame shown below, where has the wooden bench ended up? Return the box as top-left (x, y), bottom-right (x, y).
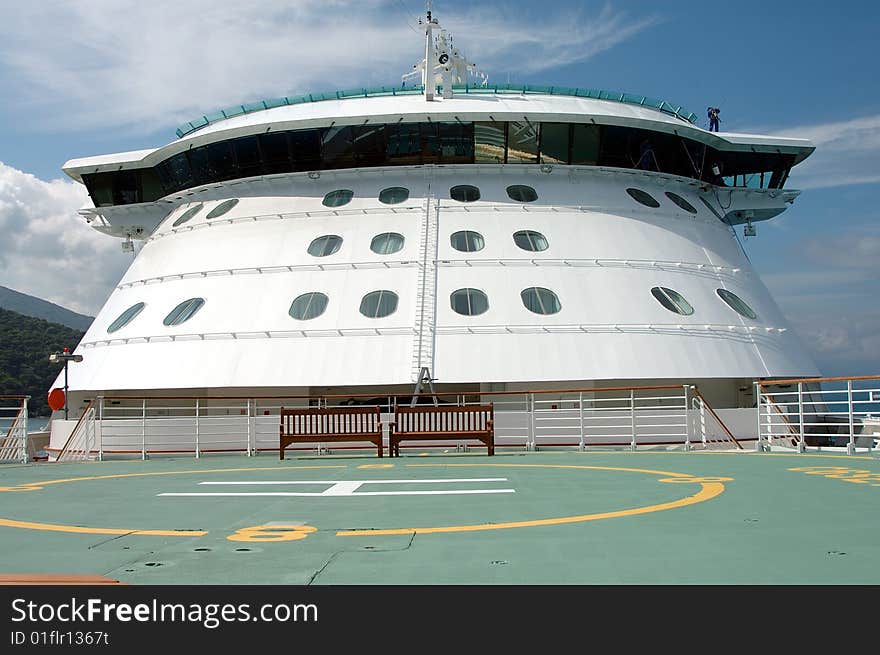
top-left (280, 406), bottom-right (383, 459)
top-left (389, 404), bottom-right (494, 457)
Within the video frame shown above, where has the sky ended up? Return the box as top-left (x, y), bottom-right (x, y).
top-left (0, 0), bottom-right (877, 376)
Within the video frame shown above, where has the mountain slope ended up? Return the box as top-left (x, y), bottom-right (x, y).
top-left (0, 285), bottom-right (93, 331)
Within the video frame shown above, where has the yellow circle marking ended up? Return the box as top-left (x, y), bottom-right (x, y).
top-left (659, 476), bottom-right (734, 484)
top-left (358, 463), bottom-right (395, 469)
top-left (228, 524), bottom-right (317, 543)
top-left (0, 464), bottom-right (347, 537)
top-left (337, 463), bottom-right (727, 536)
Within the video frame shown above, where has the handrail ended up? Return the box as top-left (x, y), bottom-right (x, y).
top-left (758, 374), bottom-right (880, 386)
top-left (691, 388), bottom-right (742, 450)
top-left (56, 400), bottom-right (94, 460)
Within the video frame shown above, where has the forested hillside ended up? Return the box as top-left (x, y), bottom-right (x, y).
top-left (0, 285), bottom-right (93, 331)
top-left (0, 308), bottom-right (85, 416)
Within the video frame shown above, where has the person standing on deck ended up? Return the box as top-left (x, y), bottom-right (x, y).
top-left (708, 107), bottom-right (720, 132)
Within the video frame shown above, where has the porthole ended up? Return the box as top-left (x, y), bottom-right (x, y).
top-left (626, 188), bottom-right (660, 208)
top-left (307, 235), bottom-right (343, 257)
top-left (450, 230), bottom-right (485, 253)
top-left (206, 198), bottom-right (239, 219)
top-left (322, 189), bottom-right (353, 207)
top-left (289, 292), bottom-right (329, 321)
top-left (450, 185), bottom-right (481, 202)
top-left (163, 298), bottom-right (205, 326)
top-left (507, 185), bottom-right (538, 203)
top-left (521, 287), bottom-right (561, 315)
top-left (172, 203), bottom-right (203, 227)
top-left (651, 287), bottom-right (694, 316)
top-left (378, 187), bottom-right (410, 205)
top-left (665, 192), bottom-right (697, 214)
top-left (513, 230), bottom-right (548, 252)
top-left (716, 289), bottom-right (757, 320)
top-left (370, 232), bottom-right (405, 255)
top-left (107, 302), bottom-right (145, 333)
top-left (359, 290), bottom-right (398, 318)
top-left (450, 288), bottom-right (489, 316)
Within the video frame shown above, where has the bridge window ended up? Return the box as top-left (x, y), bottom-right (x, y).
top-left (307, 235), bottom-right (343, 257)
top-left (322, 189), bottom-right (353, 207)
top-left (665, 191), bottom-right (697, 214)
top-left (507, 185), bottom-right (538, 203)
top-left (172, 203), bottom-right (203, 227)
top-left (521, 287), bottom-right (561, 315)
top-left (626, 188), bottom-right (660, 208)
top-left (540, 123), bottom-right (570, 165)
top-left (370, 232), bottom-right (405, 255)
top-left (450, 185), bottom-right (480, 202)
top-left (571, 124), bottom-right (600, 165)
top-left (163, 298), bottom-right (205, 326)
top-left (651, 287), bottom-right (694, 316)
top-left (513, 230), bottom-right (548, 252)
top-left (716, 289), bottom-right (757, 320)
top-left (289, 292), bottom-right (329, 321)
top-left (475, 122), bottom-right (506, 163)
top-left (378, 187), bottom-right (410, 205)
top-left (360, 290), bottom-right (398, 318)
top-left (506, 120), bottom-right (539, 164)
top-left (107, 302), bottom-right (145, 333)
top-left (206, 198), bottom-right (239, 219)
top-left (450, 288), bottom-right (489, 316)
top-left (450, 230), bottom-right (485, 253)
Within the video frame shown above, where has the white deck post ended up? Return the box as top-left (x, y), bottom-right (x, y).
top-left (630, 389), bottom-right (637, 451)
top-left (847, 380), bottom-right (855, 455)
top-left (195, 398), bottom-right (200, 459)
top-left (578, 392), bottom-right (585, 451)
top-left (683, 385), bottom-right (691, 451)
top-left (141, 398), bottom-right (147, 460)
top-left (97, 395), bottom-right (104, 462)
top-left (797, 382), bottom-right (805, 453)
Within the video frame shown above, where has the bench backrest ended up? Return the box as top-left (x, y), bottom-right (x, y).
top-left (280, 406), bottom-right (381, 436)
top-left (394, 404), bottom-right (494, 433)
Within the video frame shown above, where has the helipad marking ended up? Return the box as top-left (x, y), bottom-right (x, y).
top-left (337, 463), bottom-right (727, 536)
top-left (0, 517), bottom-right (206, 538)
top-left (159, 478), bottom-right (515, 497)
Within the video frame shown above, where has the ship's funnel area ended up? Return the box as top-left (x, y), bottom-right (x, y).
top-left (402, 6), bottom-right (487, 100)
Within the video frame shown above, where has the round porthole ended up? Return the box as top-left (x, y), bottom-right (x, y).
top-left (359, 290), bottom-right (398, 318)
top-left (163, 298), bottom-right (205, 326)
top-left (307, 235), bottom-right (343, 257)
top-left (651, 287), bottom-right (694, 315)
top-left (450, 288), bottom-right (489, 316)
top-left (521, 287), bottom-right (561, 315)
top-left (322, 189), bottom-right (354, 207)
top-left (172, 203), bottom-right (203, 227)
top-left (289, 292), bottom-right (329, 320)
top-left (507, 185), bottom-right (538, 203)
top-left (513, 230), bottom-right (549, 252)
top-left (626, 188), bottom-right (660, 208)
top-left (665, 191), bottom-right (697, 214)
top-left (716, 288), bottom-right (757, 320)
top-left (450, 230), bottom-right (484, 253)
top-left (378, 187), bottom-right (410, 205)
top-left (206, 198), bottom-right (239, 219)
top-left (370, 232), bottom-right (405, 255)
top-left (450, 185), bottom-right (480, 202)
top-left (107, 302), bottom-right (145, 333)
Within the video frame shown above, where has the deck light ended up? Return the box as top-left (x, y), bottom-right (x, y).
top-left (49, 348), bottom-right (83, 420)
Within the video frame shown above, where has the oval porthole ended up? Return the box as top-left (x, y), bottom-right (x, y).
top-left (651, 287), bottom-right (694, 316)
top-left (163, 298), bottom-right (205, 326)
top-left (665, 191), bottom-right (697, 214)
top-left (450, 230), bottom-right (485, 253)
top-left (507, 185), bottom-right (538, 203)
top-left (378, 187), bottom-right (410, 205)
top-left (521, 287), bottom-right (561, 315)
top-left (289, 292), bottom-right (329, 320)
top-left (107, 302), bottom-right (145, 333)
top-left (716, 288), bottom-right (757, 320)
top-left (513, 230), bottom-right (549, 252)
top-left (322, 189), bottom-right (354, 207)
top-left (450, 288), bottom-right (489, 316)
top-left (627, 188), bottom-right (661, 208)
top-left (450, 185), bottom-right (481, 202)
top-left (370, 232), bottom-right (405, 255)
top-left (359, 290), bottom-right (398, 318)
top-left (205, 198), bottom-right (239, 219)
top-left (307, 235), bottom-right (343, 257)
top-left (172, 203), bottom-right (203, 227)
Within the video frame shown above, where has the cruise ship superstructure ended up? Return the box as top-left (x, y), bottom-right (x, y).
top-left (57, 8), bottom-right (819, 418)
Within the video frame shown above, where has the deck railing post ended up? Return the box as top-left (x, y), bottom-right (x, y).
top-left (755, 381), bottom-right (766, 452)
top-left (797, 382), bottom-right (805, 453)
top-left (195, 398), bottom-right (200, 459)
top-left (21, 396), bottom-right (29, 464)
top-left (683, 385), bottom-right (691, 451)
top-left (630, 389), bottom-right (637, 451)
top-left (141, 398), bottom-right (147, 460)
top-left (847, 380), bottom-right (855, 455)
top-left (578, 392), bottom-right (585, 451)
top-left (528, 393), bottom-right (536, 451)
top-left (247, 398), bottom-right (255, 457)
top-left (97, 395), bottom-right (104, 462)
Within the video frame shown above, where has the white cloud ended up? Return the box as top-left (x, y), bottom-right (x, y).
top-left (0, 162), bottom-right (130, 315)
top-left (0, 1), bottom-right (657, 135)
top-left (770, 114), bottom-right (880, 190)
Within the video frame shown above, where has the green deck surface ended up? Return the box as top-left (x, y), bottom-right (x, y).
top-left (1, 450), bottom-right (878, 584)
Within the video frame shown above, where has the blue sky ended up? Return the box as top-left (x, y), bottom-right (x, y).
top-left (0, 0), bottom-right (877, 375)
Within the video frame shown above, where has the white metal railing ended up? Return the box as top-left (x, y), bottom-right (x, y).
top-left (0, 396), bottom-right (29, 463)
top-left (56, 401), bottom-right (97, 462)
top-left (757, 375), bottom-right (880, 454)
top-left (56, 384), bottom-right (744, 460)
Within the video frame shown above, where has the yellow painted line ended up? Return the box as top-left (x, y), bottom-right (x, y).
top-left (337, 463), bottom-right (722, 536)
top-left (0, 517), bottom-right (206, 537)
top-left (2, 465), bottom-right (348, 492)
